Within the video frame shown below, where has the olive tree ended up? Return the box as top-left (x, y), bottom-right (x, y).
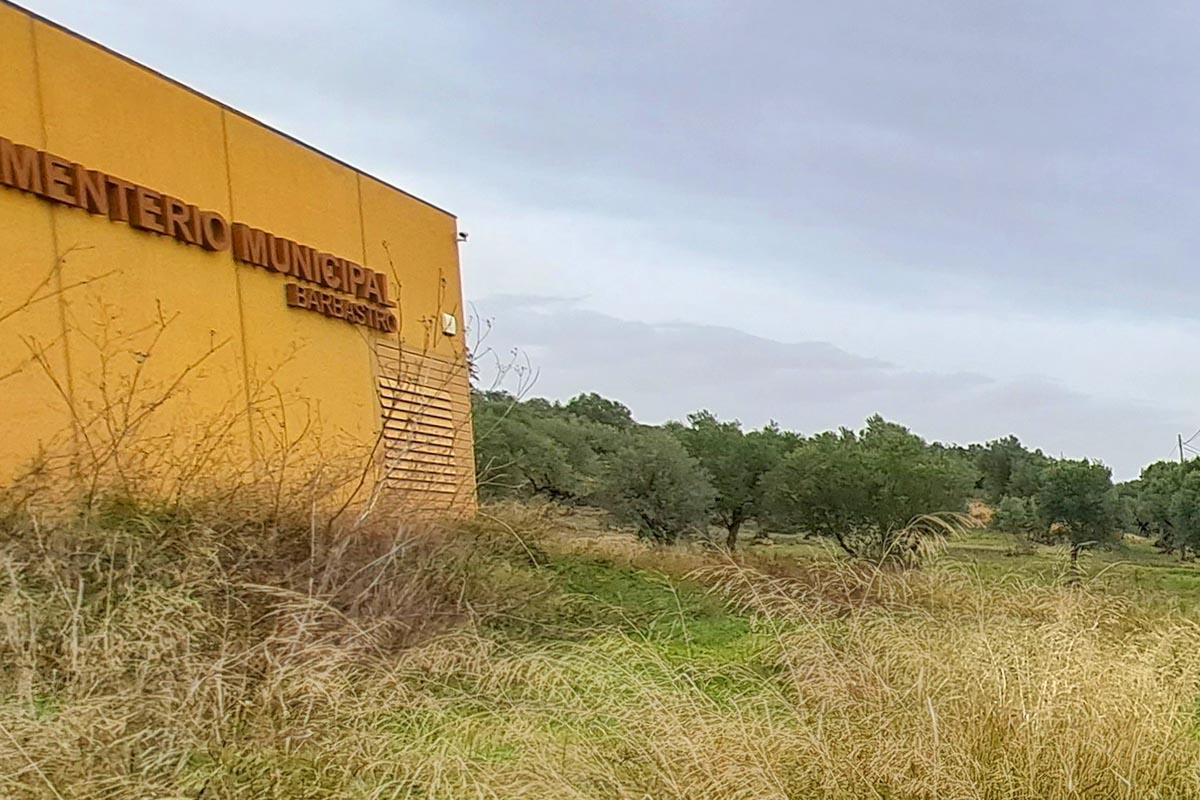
top-left (563, 392), bottom-right (635, 430)
top-left (761, 429), bottom-right (869, 556)
top-left (992, 495), bottom-right (1041, 537)
top-left (1168, 471), bottom-right (1200, 561)
top-left (763, 417), bottom-right (974, 562)
top-left (598, 429), bottom-right (715, 543)
top-left (673, 411), bottom-right (783, 551)
top-left (1131, 461), bottom-right (1200, 555)
top-left (976, 436), bottom-right (1048, 502)
top-left (1036, 459), bottom-right (1118, 566)
top-left (472, 392), bottom-right (602, 501)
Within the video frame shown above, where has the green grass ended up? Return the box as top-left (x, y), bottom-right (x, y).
top-left (949, 531), bottom-right (1200, 606)
top-left (766, 527), bottom-right (1200, 602)
top-left (482, 551), bottom-right (771, 712)
top-left (545, 556), bottom-right (750, 646)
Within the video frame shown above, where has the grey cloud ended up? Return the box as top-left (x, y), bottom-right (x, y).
top-left (475, 295), bottom-right (1183, 479)
top-left (473, 294), bottom-right (890, 389)
top-left (30, 1), bottom-right (1200, 317)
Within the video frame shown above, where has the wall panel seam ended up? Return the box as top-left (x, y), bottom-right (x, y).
top-left (357, 171), bottom-right (387, 439)
top-left (29, 17), bottom-right (79, 465)
top-left (220, 109), bottom-right (258, 461)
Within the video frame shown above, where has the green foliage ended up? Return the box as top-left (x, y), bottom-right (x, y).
top-left (1125, 460), bottom-right (1200, 557)
top-left (992, 495), bottom-right (1041, 537)
top-left (763, 415), bottom-right (974, 560)
top-left (598, 429), bottom-right (715, 543)
top-left (1130, 461), bottom-right (1200, 554)
top-left (1113, 480), bottom-right (1141, 536)
top-left (1036, 459), bottom-right (1118, 558)
top-left (472, 391), bottom-right (622, 502)
top-left (762, 428), bottom-right (865, 552)
top-left (975, 435), bottom-right (1049, 502)
top-left (673, 411), bottom-right (785, 549)
top-left (474, 392), bottom-right (721, 544)
top-left (858, 416), bottom-right (976, 531)
top-left (754, 420), bottom-right (805, 454)
top-left (563, 392), bottom-right (635, 429)
top-left (1168, 471), bottom-right (1200, 558)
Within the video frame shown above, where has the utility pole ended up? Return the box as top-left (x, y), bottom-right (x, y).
top-left (1181, 433), bottom-right (1186, 464)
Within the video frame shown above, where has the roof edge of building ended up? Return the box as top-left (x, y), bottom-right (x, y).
top-left (2, 0), bottom-right (458, 220)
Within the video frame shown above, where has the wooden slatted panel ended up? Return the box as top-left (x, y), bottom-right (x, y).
top-left (375, 344), bottom-right (474, 507)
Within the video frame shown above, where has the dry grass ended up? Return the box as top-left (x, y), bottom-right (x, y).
top-left (699, 564), bottom-right (1200, 797)
top-left (0, 492), bottom-right (549, 799)
top-left (4, 497), bottom-right (1200, 798)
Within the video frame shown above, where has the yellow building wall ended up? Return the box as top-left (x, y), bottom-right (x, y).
top-left (0, 8), bottom-right (74, 474)
top-left (0, 2), bottom-right (475, 511)
top-left (224, 113), bottom-right (377, 458)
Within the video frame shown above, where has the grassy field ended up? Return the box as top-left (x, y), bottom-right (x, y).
top-left (769, 526), bottom-right (1200, 604)
top-left (6, 502), bottom-right (1200, 798)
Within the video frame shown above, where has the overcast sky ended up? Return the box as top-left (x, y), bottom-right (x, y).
top-left (22, 0), bottom-right (1200, 478)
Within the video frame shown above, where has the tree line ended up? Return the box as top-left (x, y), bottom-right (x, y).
top-left (473, 390), bottom-right (1195, 562)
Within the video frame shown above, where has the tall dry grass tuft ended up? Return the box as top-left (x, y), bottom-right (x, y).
top-left (688, 560), bottom-right (1200, 798)
top-left (0, 490), bottom-right (547, 799)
